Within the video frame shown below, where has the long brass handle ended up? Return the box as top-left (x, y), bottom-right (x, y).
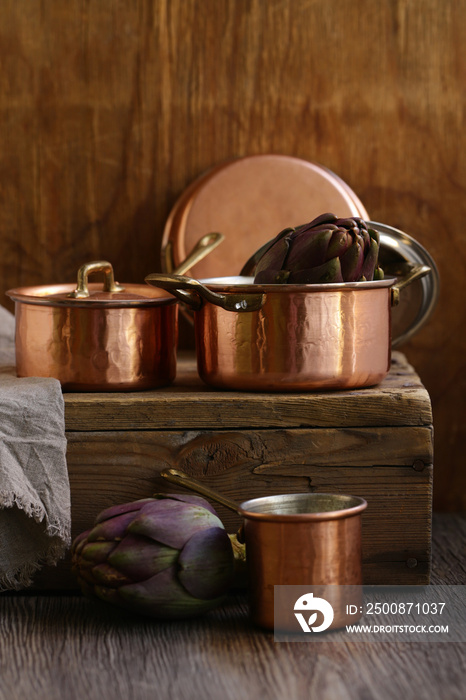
top-left (173, 232), bottom-right (225, 275)
top-left (68, 261), bottom-right (125, 299)
top-left (160, 468), bottom-right (241, 515)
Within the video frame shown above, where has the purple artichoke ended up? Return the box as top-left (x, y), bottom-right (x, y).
top-left (254, 213), bottom-right (384, 284)
top-left (71, 494), bottom-right (235, 619)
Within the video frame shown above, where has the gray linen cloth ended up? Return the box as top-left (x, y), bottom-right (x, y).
top-left (0, 305), bottom-right (71, 590)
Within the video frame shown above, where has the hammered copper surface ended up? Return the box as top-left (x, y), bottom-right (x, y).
top-left (7, 249), bottom-right (233, 391)
top-left (145, 267), bottom-right (431, 392)
top-left (194, 284), bottom-right (392, 391)
top-left (13, 301), bottom-right (178, 391)
top-left (241, 493), bottom-right (367, 631)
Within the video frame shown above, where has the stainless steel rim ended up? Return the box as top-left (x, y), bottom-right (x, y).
top-left (369, 221), bottom-right (440, 347)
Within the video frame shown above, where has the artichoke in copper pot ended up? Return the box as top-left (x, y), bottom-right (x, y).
top-left (71, 494), bottom-right (235, 619)
top-left (254, 213), bottom-right (384, 284)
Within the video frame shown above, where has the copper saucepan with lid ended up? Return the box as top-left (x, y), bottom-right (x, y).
top-left (6, 233), bottom-right (223, 392)
top-left (145, 264), bottom-right (431, 392)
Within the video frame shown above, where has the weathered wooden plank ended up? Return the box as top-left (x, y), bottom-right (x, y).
top-left (62, 427), bottom-right (433, 532)
top-left (431, 513), bottom-right (466, 585)
top-left (65, 425), bottom-right (434, 475)
top-left (63, 352), bottom-right (433, 431)
top-left (64, 450), bottom-right (433, 548)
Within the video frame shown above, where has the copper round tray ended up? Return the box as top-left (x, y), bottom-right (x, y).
top-left (162, 154), bottom-right (369, 279)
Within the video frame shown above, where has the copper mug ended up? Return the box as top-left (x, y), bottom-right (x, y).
top-left (161, 469), bottom-right (367, 631)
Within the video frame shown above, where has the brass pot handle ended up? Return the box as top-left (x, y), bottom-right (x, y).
top-left (145, 273), bottom-right (266, 312)
top-left (390, 264), bottom-right (431, 307)
top-left (68, 261), bottom-right (125, 299)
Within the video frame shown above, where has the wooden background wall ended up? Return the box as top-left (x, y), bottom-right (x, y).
top-left (0, 1), bottom-right (464, 510)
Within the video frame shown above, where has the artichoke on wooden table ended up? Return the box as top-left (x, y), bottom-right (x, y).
top-left (71, 494), bottom-right (235, 619)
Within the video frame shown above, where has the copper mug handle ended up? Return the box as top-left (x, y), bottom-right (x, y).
top-left (145, 273), bottom-right (266, 312)
top-left (160, 468), bottom-right (241, 514)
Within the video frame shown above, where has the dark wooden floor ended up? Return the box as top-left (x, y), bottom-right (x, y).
top-left (1, 514), bottom-right (465, 700)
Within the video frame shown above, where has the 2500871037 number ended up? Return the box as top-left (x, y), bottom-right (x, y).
top-left (366, 602), bottom-right (446, 615)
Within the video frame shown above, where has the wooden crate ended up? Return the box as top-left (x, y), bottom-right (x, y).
top-left (33, 351), bottom-right (433, 589)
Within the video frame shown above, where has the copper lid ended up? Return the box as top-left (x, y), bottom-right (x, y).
top-left (6, 261), bottom-right (175, 308)
top-left (162, 155), bottom-right (369, 279)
